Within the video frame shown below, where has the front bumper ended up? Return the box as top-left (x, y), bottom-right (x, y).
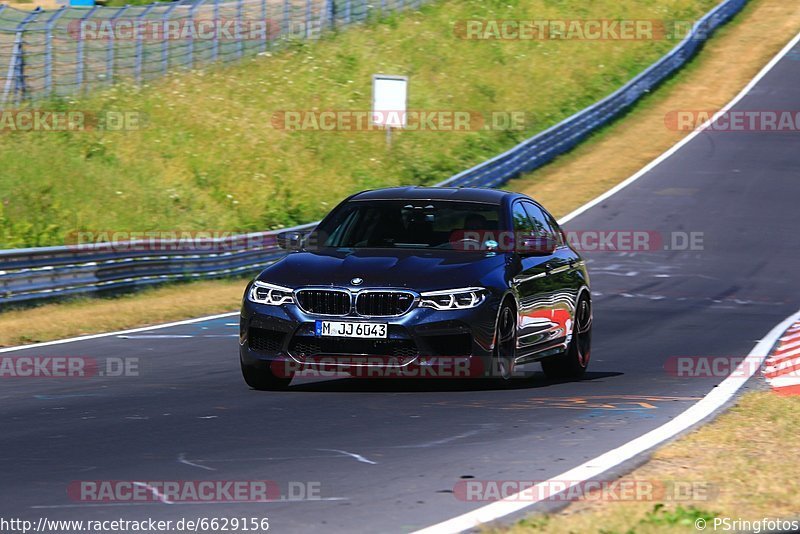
top-left (239, 291), bottom-right (501, 378)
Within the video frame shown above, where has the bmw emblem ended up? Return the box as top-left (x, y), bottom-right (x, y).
top-left (351, 277), bottom-right (364, 286)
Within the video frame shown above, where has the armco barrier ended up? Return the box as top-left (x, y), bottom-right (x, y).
top-left (0, 224), bottom-right (316, 304)
top-left (0, 0), bottom-right (747, 305)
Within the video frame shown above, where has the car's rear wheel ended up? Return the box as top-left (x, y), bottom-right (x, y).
top-left (241, 361), bottom-right (293, 391)
top-left (494, 303), bottom-right (517, 380)
top-left (541, 295), bottom-right (592, 380)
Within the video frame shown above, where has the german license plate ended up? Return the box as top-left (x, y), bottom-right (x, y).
top-left (315, 320), bottom-right (388, 339)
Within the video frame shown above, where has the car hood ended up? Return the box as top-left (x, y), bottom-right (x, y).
top-left (258, 248), bottom-right (507, 292)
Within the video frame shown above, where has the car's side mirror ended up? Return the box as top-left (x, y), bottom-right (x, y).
top-left (276, 231), bottom-right (305, 251)
top-left (517, 233), bottom-right (558, 256)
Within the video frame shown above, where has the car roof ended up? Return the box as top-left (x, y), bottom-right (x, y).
top-left (350, 186), bottom-right (516, 204)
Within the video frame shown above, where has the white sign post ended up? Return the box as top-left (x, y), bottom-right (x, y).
top-left (372, 74), bottom-right (408, 147)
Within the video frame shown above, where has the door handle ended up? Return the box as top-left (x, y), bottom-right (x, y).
top-left (513, 272), bottom-right (548, 283)
top-left (547, 263), bottom-right (572, 275)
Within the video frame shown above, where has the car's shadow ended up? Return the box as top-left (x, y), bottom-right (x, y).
top-left (284, 371), bottom-right (623, 393)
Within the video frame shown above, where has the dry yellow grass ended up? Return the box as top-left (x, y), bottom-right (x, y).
top-left (494, 391), bottom-right (800, 533)
top-left (508, 0), bottom-right (800, 218)
top-left (2, 0), bottom-right (61, 9)
top-left (0, 280), bottom-right (243, 347)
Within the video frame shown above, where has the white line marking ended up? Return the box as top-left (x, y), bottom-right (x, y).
top-left (277, 497), bottom-right (349, 502)
top-left (412, 31), bottom-right (800, 534)
top-left (118, 335), bottom-right (195, 339)
top-left (396, 429), bottom-right (482, 448)
top-left (413, 307), bottom-right (800, 534)
top-left (31, 504), bottom-right (157, 509)
top-left (318, 448), bottom-right (377, 465)
top-left (0, 312), bottom-right (239, 353)
top-left (178, 453), bottom-right (216, 471)
top-left (117, 334), bottom-right (239, 339)
top-left (132, 482), bottom-right (173, 504)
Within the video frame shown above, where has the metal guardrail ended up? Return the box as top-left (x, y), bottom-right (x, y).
top-left (0, 224), bottom-right (316, 303)
top-left (0, 0), bottom-right (747, 305)
top-left (0, 0), bottom-right (425, 103)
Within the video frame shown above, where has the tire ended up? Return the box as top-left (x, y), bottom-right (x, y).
top-left (493, 303), bottom-right (517, 380)
top-left (241, 361), bottom-right (293, 391)
top-left (541, 295), bottom-right (592, 380)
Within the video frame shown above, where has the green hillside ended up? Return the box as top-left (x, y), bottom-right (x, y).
top-left (0, 0), bottom-right (717, 248)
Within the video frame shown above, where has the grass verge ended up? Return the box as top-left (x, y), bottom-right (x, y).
top-left (0, 279), bottom-right (243, 347)
top-left (0, 0), bottom-right (716, 248)
top-left (493, 391), bottom-right (800, 533)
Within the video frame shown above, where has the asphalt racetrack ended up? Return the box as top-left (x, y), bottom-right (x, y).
top-left (1, 37), bottom-right (799, 534)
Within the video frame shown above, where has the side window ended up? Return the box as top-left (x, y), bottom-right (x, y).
top-left (511, 202), bottom-right (535, 233)
top-left (544, 211), bottom-right (566, 246)
top-left (521, 202), bottom-right (554, 239)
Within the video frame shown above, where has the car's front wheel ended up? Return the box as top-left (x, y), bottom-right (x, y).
top-left (241, 361), bottom-right (293, 391)
top-left (493, 303), bottom-right (517, 380)
top-left (541, 295), bottom-right (592, 380)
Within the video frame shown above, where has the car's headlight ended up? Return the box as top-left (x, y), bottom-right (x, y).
top-left (419, 287), bottom-right (487, 310)
top-left (249, 281), bottom-right (294, 305)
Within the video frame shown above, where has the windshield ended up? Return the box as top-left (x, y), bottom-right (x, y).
top-left (315, 199), bottom-right (503, 249)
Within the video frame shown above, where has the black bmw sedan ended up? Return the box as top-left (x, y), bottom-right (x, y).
top-left (239, 186), bottom-right (591, 390)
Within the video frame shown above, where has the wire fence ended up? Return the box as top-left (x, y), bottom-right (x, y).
top-left (0, 0), bottom-right (423, 103)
